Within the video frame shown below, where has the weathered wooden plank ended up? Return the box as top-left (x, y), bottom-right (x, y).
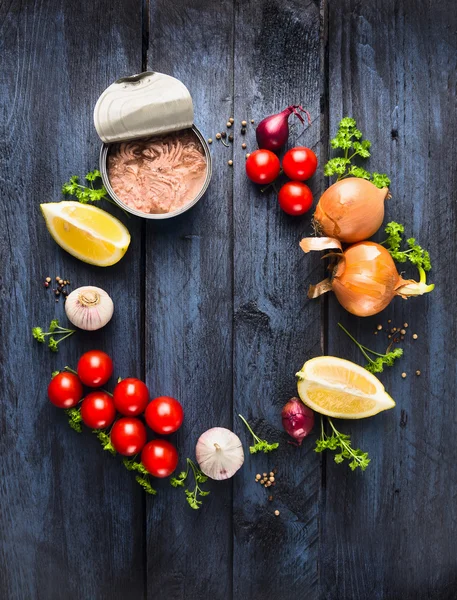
top-left (144, 2), bottom-right (234, 598)
top-left (232, 1), bottom-right (324, 598)
top-left (0, 1), bottom-right (144, 598)
top-left (322, 1), bottom-right (457, 598)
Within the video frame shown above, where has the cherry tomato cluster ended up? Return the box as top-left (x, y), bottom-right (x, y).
top-left (48, 350), bottom-right (183, 478)
top-left (245, 146), bottom-right (318, 216)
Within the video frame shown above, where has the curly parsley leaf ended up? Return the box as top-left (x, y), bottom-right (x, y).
top-left (238, 414), bottom-right (279, 454)
top-left (338, 323), bottom-right (404, 374)
top-left (32, 320), bottom-right (75, 352)
top-left (135, 476), bottom-right (157, 495)
top-left (384, 222), bottom-right (432, 272)
top-left (170, 458), bottom-right (210, 509)
top-left (315, 417), bottom-right (370, 471)
top-left (325, 117), bottom-right (390, 188)
top-left (62, 169), bottom-right (129, 216)
top-left (93, 430), bottom-right (117, 456)
top-left (122, 458), bottom-right (149, 475)
top-left (65, 407), bottom-right (83, 433)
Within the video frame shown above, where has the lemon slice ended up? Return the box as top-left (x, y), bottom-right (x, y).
top-left (296, 356), bottom-right (395, 419)
top-left (41, 201), bottom-right (130, 267)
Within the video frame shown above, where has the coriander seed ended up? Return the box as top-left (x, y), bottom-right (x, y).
top-left (274, 510), bottom-right (280, 516)
top-left (229, 117), bottom-right (234, 123)
top-left (416, 370), bottom-right (421, 376)
top-left (400, 329), bottom-right (406, 335)
top-left (413, 334), bottom-right (418, 339)
top-left (269, 476), bottom-right (274, 482)
top-left (246, 153), bottom-right (250, 158)
top-left (242, 143), bottom-right (247, 149)
top-left (45, 277), bottom-right (51, 283)
top-left (251, 119), bottom-right (254, 124)
top-left (263, 473), bottom-right (267, 477)
top-left (208, 138), bottom-right (213, 144)
top-left (377, 324), bottom-right (382, 330)
top-left (241, 120), bottom-right (247, 127)
top-left (255, 474), bottom-right (261, 480)
top-left (401, 372), bottom-right (407, 378)
top-left (216, 133), bottom-right (221, 139)
top-left (404, 323), bottom-right (408, 328)
top-left (228, 160), bottom-right (233, 166)
top-left (227, 121), bottom-right (232, 128)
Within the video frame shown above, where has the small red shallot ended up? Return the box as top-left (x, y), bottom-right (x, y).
top-left (196, 427), bottom-right (244, 480)
top-left (281, 398), bottom-right (314, 445)
top-left (256, 105), bottom-right (311, 152)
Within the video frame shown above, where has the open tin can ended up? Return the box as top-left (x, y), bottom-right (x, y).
top-left (94, 72), bottom-right (212, 219)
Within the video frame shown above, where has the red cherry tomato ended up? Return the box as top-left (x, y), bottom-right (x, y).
top-left (145, 396), bottom-right (184, 434)
top-left (141, 440), bottom-right (179, 478)
top-left (282, 147), bottom-right (318, 181)
top-left (113, 378), bottom-right (149, 416)
top-left (80, 391), bottom-right (116, 429)
top-left (48, 372), bottom-right (83, 409)
top-left (245, 149), bottom-right (281, 184)
top-left (110, 418), bottom-right (147, 456)
top-left (77, 350), bottom-right (113, 387)
top-left (278, 182), bottom-right (313, 216)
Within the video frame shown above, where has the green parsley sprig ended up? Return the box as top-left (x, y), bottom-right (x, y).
top-left (170, 458), bottom-right (210, 509)
top-left (65, 407), bottom-right (83, 433)
top-left (324, 117), bottom-right (390, 189)
top-left (62, 170), bottom-right (129, 216)
top-left (93, 430), bottom-right (117, 456)
top-left (238, 414), bottom-right (279, 454)
top-left (382, 222), bottom-right (434, 296)
top-left (315, 416), bottom-right (370, 471)
top-left (338, 322), bottom-right (403, 374)
top-left (32, 319), bottom-right (75, 352)
top-left (123, 459), bottom-right (157, 495)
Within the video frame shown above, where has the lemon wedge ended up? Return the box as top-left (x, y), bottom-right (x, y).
top-left (296, 356), bottom-right (395, 419)
top-left (41, 201), bottom-right (130, 267)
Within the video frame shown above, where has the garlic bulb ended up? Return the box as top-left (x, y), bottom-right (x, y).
top-left (65, 286), bottom-right (114, 331)
top-left (196, 427), bottom-right (244, 480)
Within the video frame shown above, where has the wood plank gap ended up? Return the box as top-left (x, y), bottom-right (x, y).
top-left (142, 0), bottom-right (150, 72)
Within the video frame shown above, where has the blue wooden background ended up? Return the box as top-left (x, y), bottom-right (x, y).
top-left (1, 0), bottom-right (456, 598)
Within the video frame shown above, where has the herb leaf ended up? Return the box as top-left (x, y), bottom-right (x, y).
top-left (338, 322), bottom-right (404, 374)
top-left (65, 407), bottom-right (83, 433)
top-left (384, 222), bottom-right (432, 271)
top-left (325, 117), bottom-right (390, 189)
top-left (315, 416), bottom-right (370, 471)
top-left (170, 458), bottom-right (210, 509)
top-left (122, 458), bottom-right (149, 475)
top-left (135, 476), bottom-right (157, 495)
top-left (93, 430), bottom-right (117, 456)
top-left (32, 320), bottom-right (75, 352)
top-left (238, 414), bottom-right (279, 454)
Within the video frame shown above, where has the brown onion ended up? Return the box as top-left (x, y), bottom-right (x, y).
top-left (314, 178), bottom-right (389, 243)
top-left (300, 238), bottom-right (434, 317)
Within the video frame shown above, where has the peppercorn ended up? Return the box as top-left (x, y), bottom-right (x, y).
top-left (226, 121), bottom-right (232, 128)
top-left (274, 510), bottom-right (280, 516)
top-left (228, 134), bottom-right (234, 142)
top-left (55, 290), bottom-right (60, 296)
top-left (229, 117), bottom-right (234, 123)
top-left (242, 143), bottom-right (247, 149)
top-left (208, 138), bottom-right (213, 144)
top-left (216, 133), bottom-right (221, 140)
top-left (416, 370), bottom-right (421, 376)
top-left (401, 372), bottom-right (407, 379)
top-left (273, 468), bottom-right (278, 474)
top-left (44, 282), bottom-right (49, 288)
top-left (251, 119), bottom-right (254, 124)
top-left (241, 128), bottom-right (246, 135)
top-left (268, 495), bottom-right (273, 501)
top-left (241, 120), bottom-right (247, 127)
top-left (221, 131), bottom-right (227, 139)
top-left (228, 160), bottom-right (233, 166)
top-left (45, 277), bottom-right (51, 283)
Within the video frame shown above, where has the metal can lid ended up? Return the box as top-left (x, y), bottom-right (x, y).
top-left (94, 71), bottom-right (194, 143)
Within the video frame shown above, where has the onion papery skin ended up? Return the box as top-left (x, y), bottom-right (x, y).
top-left (314, 178), bottom-right (389, 243)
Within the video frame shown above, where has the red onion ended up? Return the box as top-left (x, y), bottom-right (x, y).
top-left (281, 397), bottom-right (314, 445)
top-left (256, 106), bottom-right (311, 152)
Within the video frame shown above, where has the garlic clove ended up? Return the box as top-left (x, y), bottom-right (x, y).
top-left (196, 427), bottom-right (244, 480)
top-left (65, 286), bottom-right (114, 331)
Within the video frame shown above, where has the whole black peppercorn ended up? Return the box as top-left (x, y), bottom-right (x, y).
top-left (221, 131), bottom-right (227, 139)
top-left (241, 128), bottom-right (246, 135)
top-left (228, 134), bottom-right (234, 142)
